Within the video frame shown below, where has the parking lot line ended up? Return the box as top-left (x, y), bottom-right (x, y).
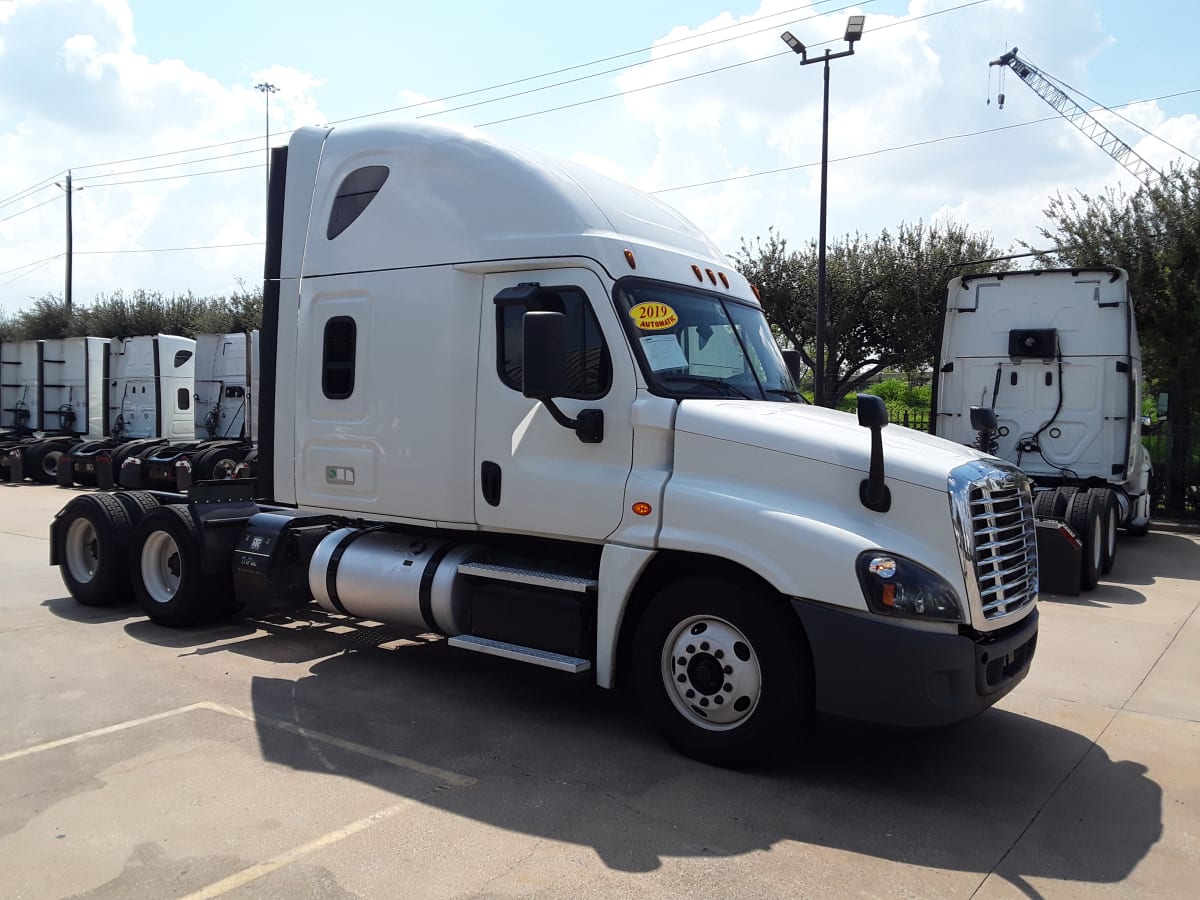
top-left (0, 701), bottom-right (216, 764)
top-left (0, 700), bottom-right (476, 787)
top-left (180, 798), bottom-right (419, 900)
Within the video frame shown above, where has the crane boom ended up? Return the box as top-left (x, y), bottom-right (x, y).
top-left (990, 47), bottom-right (1162, 188)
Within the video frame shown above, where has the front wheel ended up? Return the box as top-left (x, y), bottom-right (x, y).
top-left (631, 577), bottom-right (812, 768)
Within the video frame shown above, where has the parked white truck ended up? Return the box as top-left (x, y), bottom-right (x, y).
top-left (934, 267), bottom-right (1152, 592)
top-left (0, 337), bottom-right (108, 482)
top-left (56, 334), bottom-right (196, 487)
top-left (116, 331), bottom-right (259, 490)
top-left (50, 122), bottom-right (1039, 766)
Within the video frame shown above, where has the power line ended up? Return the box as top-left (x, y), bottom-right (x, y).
top-left (73, 147), bottom-right (262, 183)
top-left (15, 0), bottom-right (854, 192)
top-left (650, 88), bottom-right (1200, 194)
top-left (74, 241), bottom-right (262, 256)
top-left (418, 0), bottom-right (880, 121)
top-left (93, 163), bottom-right (264, 189)
top-left (0, 255), bottom-right (61, 289)
top-left (0, 179), bottom-right (61, 213)
top-left (0, 253), bottom-right (64, 279)
top-left (475, 0), bottom-right (995, 128)
top-left (0, 193), bottom-right (63, 224)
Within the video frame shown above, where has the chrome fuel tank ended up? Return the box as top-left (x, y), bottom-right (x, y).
top-left (308, 529), bottom-right (482, 633)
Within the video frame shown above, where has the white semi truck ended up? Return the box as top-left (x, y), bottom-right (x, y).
top-left (50, 122), bottom-right (1039, 767)
top-left (0, 337), bottom-right (108, 482)
top-left (116, 331), bottom-right (259, 490)
top-left (934, 268), bottom-right (1152, 592)
top-left (55, 334), bottom-right (197, 487)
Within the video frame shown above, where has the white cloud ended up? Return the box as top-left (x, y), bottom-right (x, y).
top-left (610, 0), bottom-right (1199, 258)
top-left (0, 0), bottom-right (326, 313)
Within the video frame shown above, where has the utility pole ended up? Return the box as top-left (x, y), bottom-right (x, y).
top-left (54, 171), bottom-right (82, 309)
top-left (255, 83), bottom-right (279, 206)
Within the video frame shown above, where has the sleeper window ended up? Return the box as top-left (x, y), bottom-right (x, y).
top-left (322, 317), bottom-right (357, 399)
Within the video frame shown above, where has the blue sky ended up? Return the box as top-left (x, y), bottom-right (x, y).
top-left (1, 0), bottom-right (1197, 312)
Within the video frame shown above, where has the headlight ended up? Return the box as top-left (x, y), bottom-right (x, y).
top-left (856, 551), bottom-right (964, 623)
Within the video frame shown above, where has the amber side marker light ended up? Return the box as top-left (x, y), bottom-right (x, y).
top-left (624, 249), bottom-right (637, 269)
top-left (632, 502), bottom-right (653, 516)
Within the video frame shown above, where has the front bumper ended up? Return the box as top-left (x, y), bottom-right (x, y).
top-left (791, 600), bottom-right (1038, 728)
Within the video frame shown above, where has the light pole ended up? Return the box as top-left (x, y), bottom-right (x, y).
top-left (781, 16), bottom-right (864, 407)
top-left (255, 82), bottom-right (279, 205)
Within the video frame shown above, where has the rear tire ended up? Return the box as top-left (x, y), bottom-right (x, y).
top-left (131, 505), bottom-right (233, 627)
top-left (55, 494), bottom-right (134, 606)
top-left (1067, 491), bottom-right (1105, 591)
top-left (632, 576), bottom-right (812, 768)
top-left (193, 445), bottom-right (244, 480)
top-left (113, 490), bottom-right (161, 528)
top-left (25, 440), bottom-right (73, 484)
top-left (1098, 490), bottom-right (1119, 575)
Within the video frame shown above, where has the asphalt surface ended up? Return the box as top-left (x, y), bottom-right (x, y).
top-left (0, 483), bottom-right (1197, 899)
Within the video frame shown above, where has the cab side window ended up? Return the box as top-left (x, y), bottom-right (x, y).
top-left (496, 286), bottom-right (611, 400)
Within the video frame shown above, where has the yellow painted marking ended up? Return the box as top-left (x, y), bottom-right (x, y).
top-left (180, 799), bottom-right (418, 900)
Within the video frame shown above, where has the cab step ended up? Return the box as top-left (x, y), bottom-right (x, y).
top-left (447, 634), bottom-right (592, 673)
top-left (457, 561), bottom-right (597, 594)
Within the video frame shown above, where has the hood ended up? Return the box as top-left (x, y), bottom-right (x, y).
top-left (675, 400), bottom-right (988, 491)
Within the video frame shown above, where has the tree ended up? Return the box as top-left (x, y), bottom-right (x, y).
top-left (1034, 163), bottom-right (1200, 510)
top-left (735, 221), bottom-right (1006, 407)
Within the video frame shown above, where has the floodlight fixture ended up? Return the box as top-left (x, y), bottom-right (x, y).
top-left (844, 15), bottom-right (865, 44)
top-left (780, 31), bottom-right (805, 55)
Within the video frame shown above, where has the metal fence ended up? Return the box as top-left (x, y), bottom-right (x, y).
top-left (1143, 422), bottom-right (1200, 518)
top-left (892, 408), bottom-right (1197, 519)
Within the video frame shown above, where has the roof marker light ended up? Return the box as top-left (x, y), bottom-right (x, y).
top-left (705, 268), bottom-right (717, 285)
top-left (718, 272), bottom-right (730, 288)
top-left (623, 249), bottom-right (637, 269)
top-left (691, 265), bottom-right (703, 281)
top-left (751, 284), bottom-right (762, 301)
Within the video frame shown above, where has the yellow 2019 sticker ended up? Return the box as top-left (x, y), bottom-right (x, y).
top-left (629, 302), bottom-right (679, 331)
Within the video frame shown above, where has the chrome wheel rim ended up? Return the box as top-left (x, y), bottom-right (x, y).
top-left (65, 517), bottom-right (99, 584)
top-left (1106, 506), bottom-right (1118, 558)
top-left (1092, 514), bottom-right (1103, 571)
top-left (212, 457), bottom-right (238, 479)
top-left (661, 615), bottom-right (761, 731)
top-left (141, 531), bottom-right (182, 603)
top-left (42, 450), bottom-right (64, 477)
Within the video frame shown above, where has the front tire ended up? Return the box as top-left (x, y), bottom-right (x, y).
top-left (55, 494), bottom-right (134, 606)
top-left (632, 577), bottom-right (812, 768)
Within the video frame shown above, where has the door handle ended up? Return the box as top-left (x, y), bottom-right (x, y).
top-left (481, 460), bottom-right (502, 507)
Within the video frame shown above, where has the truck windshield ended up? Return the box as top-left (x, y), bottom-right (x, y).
top-left (615, 279), bottom-right (802, 402)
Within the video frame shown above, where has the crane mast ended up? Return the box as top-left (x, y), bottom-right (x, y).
top-left (990, 47), bottom-right (1162, 189)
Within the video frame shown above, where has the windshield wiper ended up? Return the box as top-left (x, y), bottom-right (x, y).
top-left (763, 388), bottom-right (805, 403)
top-left (657, 375), bottom-right (758, 400)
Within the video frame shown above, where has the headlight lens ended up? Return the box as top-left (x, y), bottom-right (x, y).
top-left (856, 551), bottom-right (964, 623)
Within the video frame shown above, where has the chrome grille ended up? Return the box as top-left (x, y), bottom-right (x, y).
top-left (969, 482), bottom-right (1038, 618)
top-left (948, 461), bottom-right (1039, 626)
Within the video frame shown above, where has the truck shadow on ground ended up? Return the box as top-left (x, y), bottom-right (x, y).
top-left (1104, 532), bottom-right (1200, 587)
top-left (191, 618), bottom-right (1161, 891)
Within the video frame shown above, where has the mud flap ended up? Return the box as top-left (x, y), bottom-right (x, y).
top-left (1036, 518), bottom-right (1082, 595)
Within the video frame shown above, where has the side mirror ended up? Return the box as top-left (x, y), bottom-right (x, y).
top-left (857, 393), bottom-right (889, 429)
top-left (522, 311), bottom-right (567, 400)
top-left (856, 394), bottom-right (891, 513)
top-left (520, 310), bottom-right (603, 444)
top-left (969, 406), bottom-right (998, 432)
top-left (780, 348), bottom-right (802, 384)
